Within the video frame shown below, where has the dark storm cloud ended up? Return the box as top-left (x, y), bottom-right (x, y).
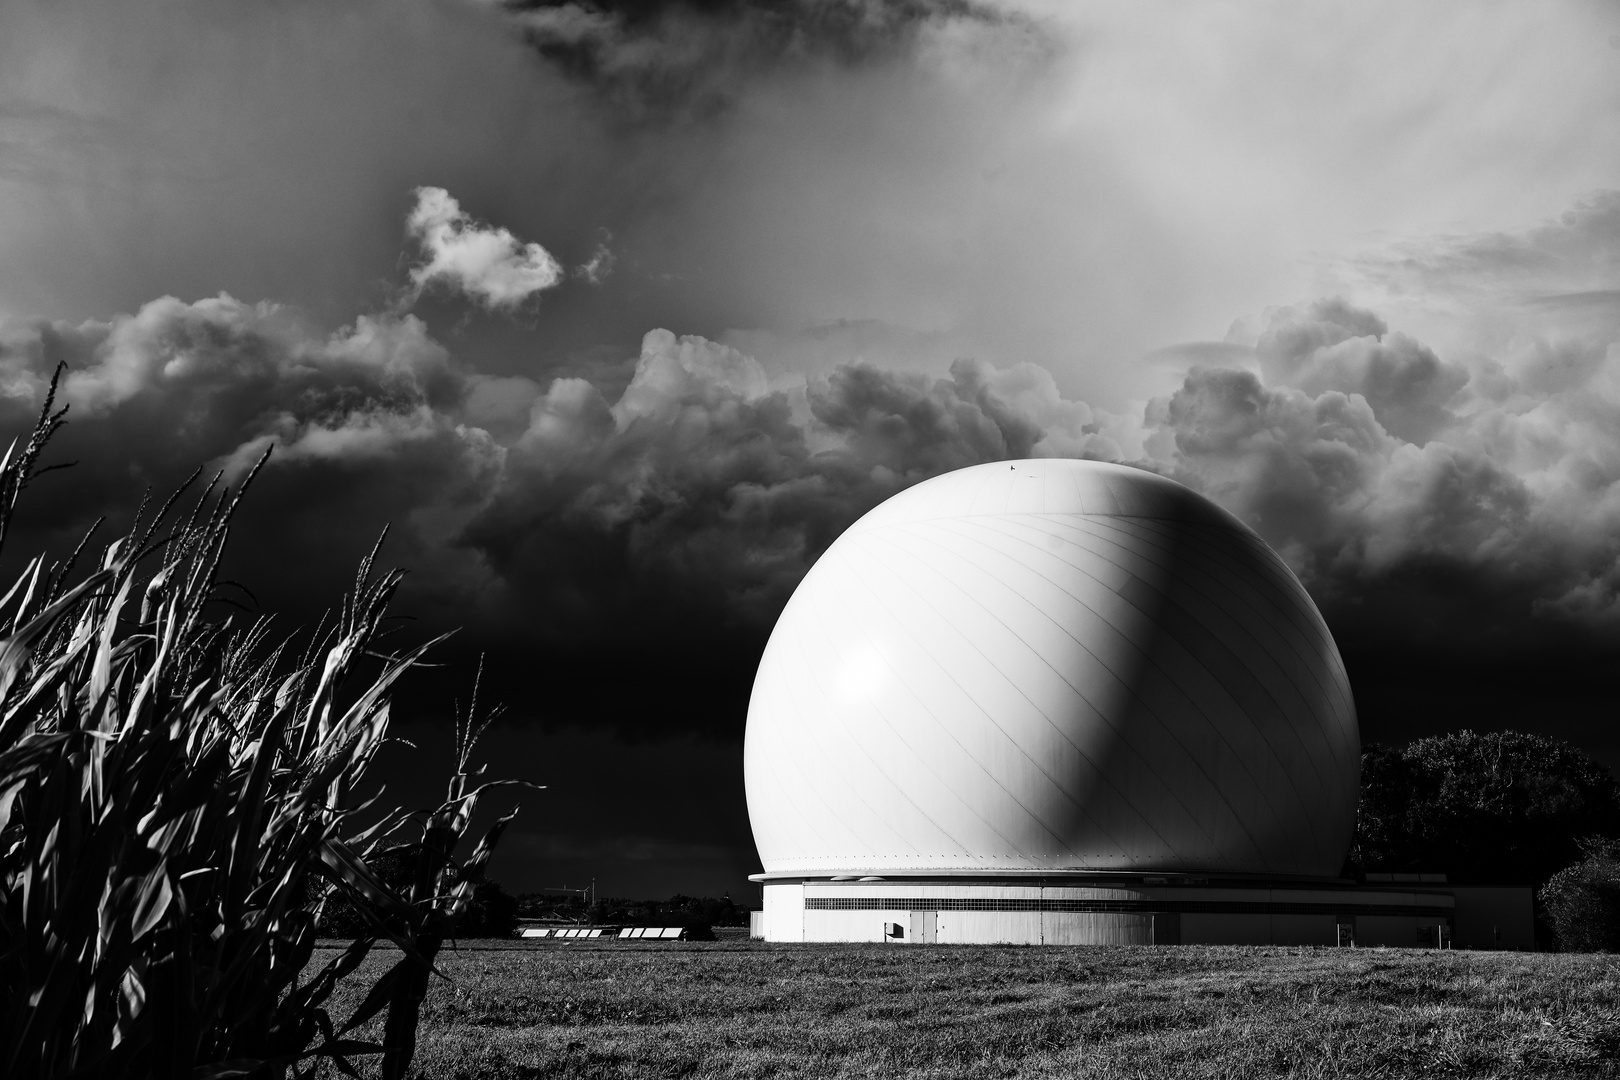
top-left (0, 297), bottom-right (503, 619)
top-left (1145, 361), bottom-right (1532, 601)
top-left (1145, 295), bottom-right (1620, 627)
top-left (1137, 299), bottom-right (1620, 762)
top-left (495, 0), bottom-right (1005, 115)
top-left (5, 284), bottom-right (1618, 740)
top-left (0, 289), bottom-right (1116, 731)
top-left (462, 329), bottom-right (1118, 636)
top-left (5, 191), bottom-right (1620, 741)
top-left (1140, 271), bottom-right (1620, 749)
top-left (3, 284), bottom-right (1617, 661)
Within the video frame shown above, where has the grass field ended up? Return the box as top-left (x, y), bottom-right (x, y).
top-left (309, 938), bottom-right (1620, 1079)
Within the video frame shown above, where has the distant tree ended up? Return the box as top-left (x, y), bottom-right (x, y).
top-left (320, 857), bottom-right (517, 938)
top-left (566, 893), bottom-right (750, 931)
top-left (1540, 839), bottom-right (1620, 952)
top-left (1350, 730), bottom-right (1620, 886)
top-left (456, 881), bottom-right (520, 938)
top-left (664, 893), bottom-right (748, 928)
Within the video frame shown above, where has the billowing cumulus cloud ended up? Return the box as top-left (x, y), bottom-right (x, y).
top-left (1133, 257), bottom-right (1620, 747)
top-left (4, 190), bottom-right (1620, 740)
top-left (0, 295), bottom-right (503, 620)
top-left (464, 328), bottom-right (1121, 634)
top-left (1145, 272), bottom-right (1620, 644)
top-left (5, 280), bottom-right (1606, 644)
top-left (1145, 363), bottom-right (1535, 592)
top-left (1248, 298), bottom-right (1469, 446)
top-left (406, 186), bottom-right (565, 309)
top-left (0, 285), bottom-right (1120, 689)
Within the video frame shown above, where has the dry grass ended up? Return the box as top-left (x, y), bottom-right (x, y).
top-left (305, 941), bottom-right (1620, 1079)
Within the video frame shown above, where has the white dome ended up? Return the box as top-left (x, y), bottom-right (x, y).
top-left (744, 458), bottom-right (1359, 879)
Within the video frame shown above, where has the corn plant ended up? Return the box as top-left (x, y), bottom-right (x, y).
top-left (0, 371), bottom-right (530, 1078)
top-left (345, 666), bottom-right (526, 1080)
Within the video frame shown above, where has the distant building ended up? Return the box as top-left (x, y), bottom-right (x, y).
top-left (745, 458), bottom-right (1505, 947)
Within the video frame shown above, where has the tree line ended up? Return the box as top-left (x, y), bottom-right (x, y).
top-left (1350, 729), bottom-right (1620, 950)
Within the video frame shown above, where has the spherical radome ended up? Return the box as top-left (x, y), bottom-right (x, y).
top-left (743, 459), bottom-right (1359, 879)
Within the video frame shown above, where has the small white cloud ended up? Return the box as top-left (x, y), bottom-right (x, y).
top-left (576, 230), bottom-right (615, 284)
top-left (405, 186), bottom-right (562, 310)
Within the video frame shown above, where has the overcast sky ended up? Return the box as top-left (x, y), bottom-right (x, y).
top-left (2, 0), bottom-right (1619, 898)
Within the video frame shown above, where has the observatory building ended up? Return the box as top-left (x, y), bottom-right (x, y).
top-left (744, 458), bottom-right (1455, 946)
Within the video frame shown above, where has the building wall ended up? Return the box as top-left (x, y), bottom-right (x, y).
top-left (1355, 916), bottom-right (1445, 948)
top-left (936, 911), bottom-right (1043, 945)
top-left (1041, 912), bottom-right (1155, 945)
top-left (763, 880), bottom-right (1455, 947)
top-left (1181, 913), bottom-right (1271, 945)
top-left (1451, 888), bottom-right (1535, 950)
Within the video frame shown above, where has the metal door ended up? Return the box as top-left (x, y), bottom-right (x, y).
top-left (909, 910), bottom-right (936, 944)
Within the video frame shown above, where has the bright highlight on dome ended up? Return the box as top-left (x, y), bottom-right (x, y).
top-left (744, 460), bottom-right (1455, 946)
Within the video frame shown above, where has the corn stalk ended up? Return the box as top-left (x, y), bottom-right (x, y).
top-left (0, 370), bottom-right (530, 1078)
